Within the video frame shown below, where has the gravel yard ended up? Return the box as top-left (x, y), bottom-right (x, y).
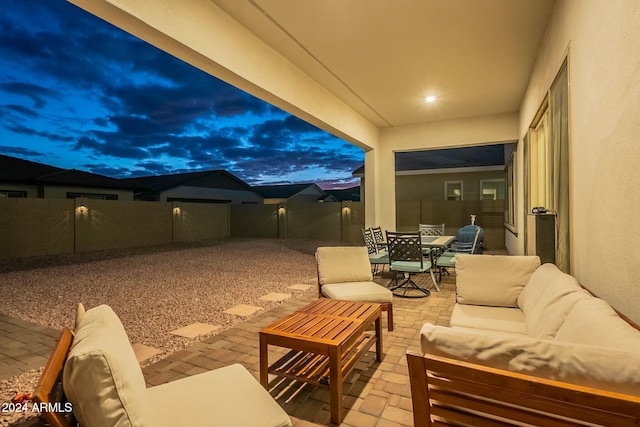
top-left (0, 238), bottom-right (343, 426)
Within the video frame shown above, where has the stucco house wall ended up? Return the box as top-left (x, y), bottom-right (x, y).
top-left (512, 0), bottom-right (640, 323)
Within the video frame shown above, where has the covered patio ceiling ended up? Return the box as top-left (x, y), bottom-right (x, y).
top-left (211, 0), bottom-right (556, 128)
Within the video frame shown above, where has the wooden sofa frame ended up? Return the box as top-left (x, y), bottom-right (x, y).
top-left (33, 327), bottom-right (77, 427)
top-left (406, 350), bottom-right (640, 427)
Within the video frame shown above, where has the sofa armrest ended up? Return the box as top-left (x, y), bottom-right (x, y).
top-left (420, 323), bottom-right (640, 396)
top-left (455, 255), bottom-right (540, 307)
top-left (406, 350), bottom-right (640, 427)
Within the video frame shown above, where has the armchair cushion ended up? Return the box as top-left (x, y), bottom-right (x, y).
top-left (316, 246), bottom-right (373, 284)
top-left (456, 255), bottom-right (540, 307)
top-left (63, 305), bottom-right (148, 427)
top-left (147, 364), bottom-right (292, 427)
top-left (321, 281), bottom-right (393, 303)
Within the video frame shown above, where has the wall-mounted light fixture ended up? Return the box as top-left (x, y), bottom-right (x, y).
top-left (76, 204), bottom-right (88, 215)
top-left (278, 206), bottom-right (286, 214)
top-left (173, 206), bottom-right (181, 216)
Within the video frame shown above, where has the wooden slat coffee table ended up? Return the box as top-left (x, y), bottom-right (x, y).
top-left (259, 298), bottom-right (383, 424)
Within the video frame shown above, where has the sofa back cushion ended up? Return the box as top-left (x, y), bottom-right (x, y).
top-left (555, 297), bottom-right (640, 353)
top-left (316, 246), bottom-right (373, 285)
top-left (420, 323), bottom-right (640, 396)
top-left (456, 255), bottom-right (541, 307)
top-left (517, 263), bottom-right (590, 338)
top-left (63, 305), bottom-right (148, 427)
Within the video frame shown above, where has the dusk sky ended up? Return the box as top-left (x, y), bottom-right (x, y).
top-left (0, 0), bottom-right (364, 189)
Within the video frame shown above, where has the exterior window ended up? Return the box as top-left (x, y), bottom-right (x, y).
top-left (505, 149), bottom-right (517, 231)
top-left (67, 192), bottom-right (118, 200)
top-left (444, 181), bottom-right (463, 200)
top-left (528, 108), bottom-right (551, 211)
top-left (480, 179), bottom-right (506, 200)
top-left (0, 190), bottom-right (27, 198)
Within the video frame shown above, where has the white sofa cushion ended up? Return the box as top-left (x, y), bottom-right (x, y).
top-left (63, 305), bottom-right (148, 427)
top-left (449, 304), bottom-right (527, 335)
top-left (517, 264), bottom-right (591, 338)
top-left (555, 297), bottom-right (640, 353)
top-left (456, 255), bottom-right (540, 307)
top-left (316, 246), bottom-right (373, 284)
top-left (146, 364), bottom-right (291, 427)
top-left (420, 323), bottom-right (640, 396)
top-left (321, 281), bottom-right (392, 303)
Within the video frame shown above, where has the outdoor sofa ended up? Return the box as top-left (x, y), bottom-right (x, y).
top-left (34, 304), bottom-right (291, 427)
top-left (407, 254), bottom-right (640, 426)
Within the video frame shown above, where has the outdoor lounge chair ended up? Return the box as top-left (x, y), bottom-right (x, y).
top-left (34, 304), bottom-right (291, 427)
top-left (316, 246), bottom-right (394, 331)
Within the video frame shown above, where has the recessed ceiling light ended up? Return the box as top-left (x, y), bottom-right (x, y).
top-left (425, 95), bottom-right (437, 103)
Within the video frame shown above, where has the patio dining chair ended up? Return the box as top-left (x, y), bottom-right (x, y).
top-left (435, 225), bottom-right (481, 281)
top-left (419, 223), bottom-right (445, 257)
top-left (385, 231), bottom-right (433, 298)
top-left (316, 246), bottom-right (394, 330)
top-left (362, 228), bottom-right (389, 274)
top-left (371, 226), bottom-right (387, 252)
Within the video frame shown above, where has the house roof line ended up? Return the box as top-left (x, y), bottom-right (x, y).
top-left (124, 170), bottom-right (255, 193)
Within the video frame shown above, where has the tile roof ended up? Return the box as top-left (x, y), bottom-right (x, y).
top-left (252, 183), bottom-right (324, 199)
top-left (0, 154), bottom-right (135, 189)
top-left (124, 170), bottom-right (254, 192)
top-left (324, 186), bottom-right (360, 202)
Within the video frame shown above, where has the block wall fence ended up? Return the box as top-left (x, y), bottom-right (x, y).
top-left (0, 199), bottom-right (364, 259)
top-left (0, 198), bottom-right (504, 260)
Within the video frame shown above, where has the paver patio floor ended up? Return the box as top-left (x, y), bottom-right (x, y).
top-left (140, 271), bottom-right (457, 427)
top-left (1, 270), bottom-right (457, 427)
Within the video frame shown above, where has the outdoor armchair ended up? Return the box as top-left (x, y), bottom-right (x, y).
top-left (316, 246), bottom-right (393, 331)
top-left (34, 304), bottom-right (292, 427)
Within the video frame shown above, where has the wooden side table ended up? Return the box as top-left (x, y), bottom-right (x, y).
top-left (259, 299), bottom-right (383, 424)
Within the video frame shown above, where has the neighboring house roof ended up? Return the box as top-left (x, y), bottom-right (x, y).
top-left (252, 183), bottom-right (326, 199)
top-left (0, 154), bottom-right (135, 189)
top-left (324, 186), bottom-right (361, 202)
top-left (124, 170), bottom-right (255, 193)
